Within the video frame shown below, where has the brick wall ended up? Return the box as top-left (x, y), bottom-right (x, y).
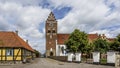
top-left (48, 56), bottom-right (67, 62)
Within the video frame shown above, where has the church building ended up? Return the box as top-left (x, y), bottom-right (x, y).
top-left (45, 12), bottom-right (114, 57)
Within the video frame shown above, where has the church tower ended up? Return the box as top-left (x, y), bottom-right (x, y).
top-left (46, 12), bottom-right (57, 56)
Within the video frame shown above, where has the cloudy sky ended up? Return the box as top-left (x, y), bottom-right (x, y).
top-left (0, 0), bottom-right (120, 53)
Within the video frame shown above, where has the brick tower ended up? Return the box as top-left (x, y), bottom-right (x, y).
top-left (46, 12), bottom-right (57, 56)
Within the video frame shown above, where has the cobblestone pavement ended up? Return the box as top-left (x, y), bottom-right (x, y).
top-left (0, 58), bottom-right (115, 68)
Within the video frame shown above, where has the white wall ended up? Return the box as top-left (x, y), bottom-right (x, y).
top-left (107, 52), bottom-right (116, 63)
top-left (56, 44), bottom-right (59, 56)
top-left (56, 44), bottom-right (67, 56)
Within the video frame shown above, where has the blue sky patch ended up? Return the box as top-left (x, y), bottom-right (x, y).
top-left (53, 7), bottom-right (72, 19)
top-left (101, 25), bottom-right (120, 31)
top-left (39, 22), bottom-right (45, 33)
top-left (39, 0), bottom-right (50, 8)
top-left (109, 3), bottom-right (116, 12)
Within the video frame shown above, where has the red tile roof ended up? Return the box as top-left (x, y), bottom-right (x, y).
top-left (88, 34), bottom-right (99, 41)
top-left (107, 38), bottom-right (115, 42)
top-left (0, 31), bottom-right (34, 52)
top-left (57, 34), bottom-right (70, 45)
top-left (57, 33), bottom-right (115, 45)
top-left (57, 33), bottom-right (99, 44)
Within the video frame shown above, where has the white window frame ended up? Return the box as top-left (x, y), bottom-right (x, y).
top-left (6, 49), bottom-right (13, 56)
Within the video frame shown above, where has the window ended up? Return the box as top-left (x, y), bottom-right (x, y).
top-left (52, 30), bottom-right (55, 33)
top-left (48, 30), bottom-right (51, 33)
top-left (61, 46), bottom-right (64, 54)
top-left (6, 49), bottom-right (13, 56)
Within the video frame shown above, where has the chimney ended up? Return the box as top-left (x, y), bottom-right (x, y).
top-left (26, 40), bottom-right (28, 44)
top-left (102, 34), bottom-right (106, 39)
top-left (102, 34), bottom-right (105, 36)
top-left (15, 30), bottom-right (18, 35)
top-left (98, 34), bottom-right (101, 38)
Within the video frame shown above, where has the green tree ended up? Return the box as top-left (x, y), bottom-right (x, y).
top-left (85, 43), bottom-right (94, 54)
top-left (109, 41), bottom-right (120, 51)
top-left (93, 38), bottom-right (109, 53)
top-left (84, 43), bottom-right (94, 59)
top-left (65, 29), bottom-right (88, 53)
top-left (109, 34), bottom-right (120, 51)
top-left (34, 50), bottom-right (41, 58)
top-left (117, 34), bottom-right (120, 42)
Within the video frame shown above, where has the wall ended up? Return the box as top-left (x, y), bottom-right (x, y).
top-left (56, 44), bottom-right (67, 56)
top-left (0, 48), bottom-right (22, 61)
top-left (14, 48), bottom-right (22, 61)
top-left (48, 56), bottom-right (67, 62)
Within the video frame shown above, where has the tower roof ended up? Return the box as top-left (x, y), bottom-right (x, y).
top-left (47, 12), bottom-right (56, 21)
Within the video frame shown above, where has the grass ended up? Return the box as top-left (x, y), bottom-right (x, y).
top-left (100, 58), bottom-right (107, 64)
top-left (81, 57), bottom-right (87, 62)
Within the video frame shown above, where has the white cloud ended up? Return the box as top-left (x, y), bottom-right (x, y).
top-left (0, 0), bottom-right (43, 6)
top-left (55, 0), bottom-right (108, 32)
top-left (49, 0), bottom-right (120, 38)
top-left (0, 2), bottom-right (50, 53)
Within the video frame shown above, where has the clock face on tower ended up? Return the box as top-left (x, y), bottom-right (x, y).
top-left (49, 22), bottom-right (53, 27)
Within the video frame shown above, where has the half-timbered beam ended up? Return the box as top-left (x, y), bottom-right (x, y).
top-left (14, 48), bottom-right (20, 61)
top-left (1, 48), bottom-right (3, 61)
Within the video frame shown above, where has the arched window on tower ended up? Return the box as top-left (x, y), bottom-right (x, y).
top-left (52, 30), bottom-right (55, 33)
top-left (48, 30), bottom-right (51, 33)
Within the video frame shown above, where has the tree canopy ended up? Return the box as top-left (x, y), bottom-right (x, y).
top-left (34, 49), bottom-right (41, 58)
top-left (117, 34), bottom-right (120, 42)
top-left (93, 38), bottom-right (109, 53)
top-left (65, 30), bottom-right (120, 53)
top-left (65, 29), bottom-right (88, 53)
top-left (109, 34), bottom-right (120, 51)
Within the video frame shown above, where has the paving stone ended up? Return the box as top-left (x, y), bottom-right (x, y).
top-left (0, 58), bottom-right (115, 68)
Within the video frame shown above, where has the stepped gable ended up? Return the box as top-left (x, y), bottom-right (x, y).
top-left (47, 12), bottom-right (56, 21)
top-left (0, 31), bottom-right (34, 52)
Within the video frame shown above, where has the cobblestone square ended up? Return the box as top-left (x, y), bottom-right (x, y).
top-left (0, 58), bottom-right (115, 68)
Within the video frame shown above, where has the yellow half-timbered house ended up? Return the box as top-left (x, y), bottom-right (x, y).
top-left (0, 31), bottom-right (35, 63)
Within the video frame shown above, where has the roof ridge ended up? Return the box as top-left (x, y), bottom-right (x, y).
top-left (57, 33), bottom-right (70, 34)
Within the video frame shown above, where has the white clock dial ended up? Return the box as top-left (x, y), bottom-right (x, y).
top-left (49, 22), bottom-right (53, 27)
